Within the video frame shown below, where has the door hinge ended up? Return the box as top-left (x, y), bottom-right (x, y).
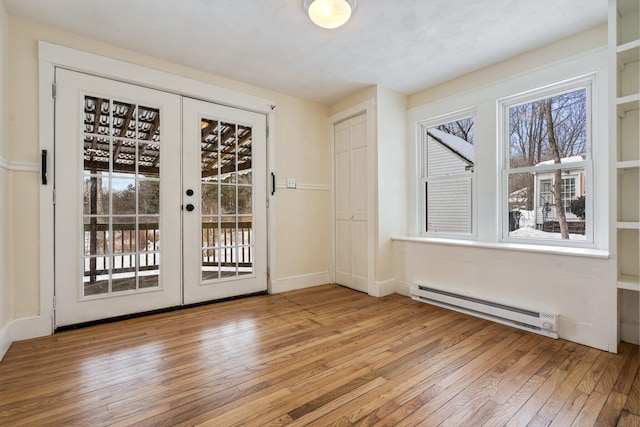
top-left (53, 296), bottom-right (56, 310)
top-left (267, 267), bottom-right (270, 280)
top-left (266, 126), bottom-right (269, 138)
top-left (52, 189), bottom-right (56, 205)
top-left (52, 83), bottom-right (57, 99)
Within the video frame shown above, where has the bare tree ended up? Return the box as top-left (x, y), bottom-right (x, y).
top-left (540, 98), bottom-right (570, 239)
top-left (510, 102), bottom-right (546, 167)
top-left (436, 118), bottom-right (474, 143)
top-left (509, 102), bottom-right (546, 210)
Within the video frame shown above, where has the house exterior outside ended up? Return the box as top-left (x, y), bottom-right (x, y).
top-left (533, 155), bottom-right (586, 232)
top-left (424, 128), bottom-right (474, 233)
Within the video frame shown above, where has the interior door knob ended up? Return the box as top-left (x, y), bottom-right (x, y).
top-left (186, 189), bottom-right (194, 196)
top-left (186, 204), bottom-right (195, 212)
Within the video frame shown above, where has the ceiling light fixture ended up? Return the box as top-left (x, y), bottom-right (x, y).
top-left (303, 0), bottom-right (357, 29)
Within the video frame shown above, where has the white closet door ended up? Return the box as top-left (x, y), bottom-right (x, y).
top-left (335, 113), bottom-right (368, 293)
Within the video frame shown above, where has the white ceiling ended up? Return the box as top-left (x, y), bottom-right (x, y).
top-left (3, 0), bottom-right (607, 105)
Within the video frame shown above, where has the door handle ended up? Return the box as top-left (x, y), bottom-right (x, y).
top-left (41, 150), bottom-right (47, 185)
top-left (271, 172), bottom-right (276, 196)
top-left (186, 204), bottom-right (195, 212)
top-left (186, 189), bottom-right (194, 196)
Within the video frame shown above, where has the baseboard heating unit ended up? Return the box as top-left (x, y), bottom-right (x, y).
top-left (410, 285), bottom-right (558, 339)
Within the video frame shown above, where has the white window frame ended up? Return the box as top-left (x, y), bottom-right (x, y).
top-left (539, 178), bottom-right (553, 207)
top-left (499, 74), bottom-right (594, 247)
top-left (418, 109), bottom-right (476, 238)
top-left (561, 175), bottom-right (577, 214)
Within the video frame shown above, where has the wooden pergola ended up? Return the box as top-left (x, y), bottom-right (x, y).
top-left (81, 96), bottom-right (254, 288)
top-left (82, 95), bottom-right (253, 178)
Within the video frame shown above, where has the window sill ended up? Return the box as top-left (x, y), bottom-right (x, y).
top-left (392, 236), bottom-right (609, 259)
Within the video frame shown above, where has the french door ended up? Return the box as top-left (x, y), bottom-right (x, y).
top-left (182, 98), bottom-right (267, 304)
top-left (54, 69), bottom-right (266, 327)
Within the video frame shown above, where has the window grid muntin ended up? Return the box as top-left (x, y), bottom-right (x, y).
top-left (200, 118), bottom-right (255, 282)
top-left (539, 179), bottom-right (553, 206)
top-left (561, 177), bottom-right (577, 213)
top-left (82, 95), bottom-right (162, 298)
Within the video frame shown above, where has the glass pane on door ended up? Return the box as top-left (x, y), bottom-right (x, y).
top-left (200, 119), bottom-right (254, 281)
top-left (82, 95), bottom-right (162, 297)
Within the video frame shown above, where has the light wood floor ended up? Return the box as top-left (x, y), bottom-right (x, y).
top-left (1, 284), bottom-right (638, 426)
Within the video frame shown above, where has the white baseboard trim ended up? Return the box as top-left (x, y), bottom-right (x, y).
top-left (0, 321), bottom-right (11, 361)
top-left (370, 279), bottom-right (396, 297)
top-left (270, 271), bottom-right (333, 294)
top-left (12, 315), bottom-right (53, 342)
top-left (621, 320), bottom-right (640, 345)
top-left (395, 280), bottom-right (411, 296)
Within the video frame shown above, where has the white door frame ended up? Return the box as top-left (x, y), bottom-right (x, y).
top-left (37, 42), bottom-right (276, 336)
top-left (328, 99), bottom-right (376, 296)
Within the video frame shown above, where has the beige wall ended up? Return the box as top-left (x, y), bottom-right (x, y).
top-left (375, 86), bottom-right (407, 285)
top-left (273, 97), bottom-right (331, 280)
top-left (328, 86), bottom-right (377, 117)
top-left (397, 25), bottom-right (617, 351)
top-left (0, 0), bottom-right (12, 358)
top-left (408, 24), bottom-right (608, 109)
top-left (0, 164), bottom-right (11, 358)
top-left (11, 171), bottom-right (38, 318)
top-left (7, 16), bottom-right (39, 316)
top-left (8, 16), bottom-right (331, 322)
top-left (0, 1), bottom-right (5, 162)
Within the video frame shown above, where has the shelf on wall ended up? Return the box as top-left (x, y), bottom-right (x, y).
top-left (618, 275), bottom-right (640, 291)
top-left (614, 0), bottom-right (640, 346)
top-left (617, 160), bottom-right (640, 169)
top-left (617, 39), bottom-right (640, 67)
top-left (617, 94), bottom-right (640, 117)
top-left (617, 221), bottom-right (640, 229)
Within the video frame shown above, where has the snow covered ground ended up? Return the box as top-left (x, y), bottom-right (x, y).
top-left (509, 227), bottom-right (586, 241)
top-left (518, 209), bottom-right (536, 228)
top-left (510, 210), bottom-right (586, 241)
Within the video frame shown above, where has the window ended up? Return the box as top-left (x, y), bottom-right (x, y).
top-left (420, 113), bottom-right (475, 235)
top-left (561, 176), bottom-right (576, 213)
top-left (539, 179), bottom-right (552, 206)
top-left (538, 176), bottom-right (577, 214)
top-left (501, 77), bottom-right (592, 244)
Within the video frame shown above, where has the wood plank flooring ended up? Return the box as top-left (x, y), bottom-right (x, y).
top-left (0, 284), bottom-right (638, 426)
